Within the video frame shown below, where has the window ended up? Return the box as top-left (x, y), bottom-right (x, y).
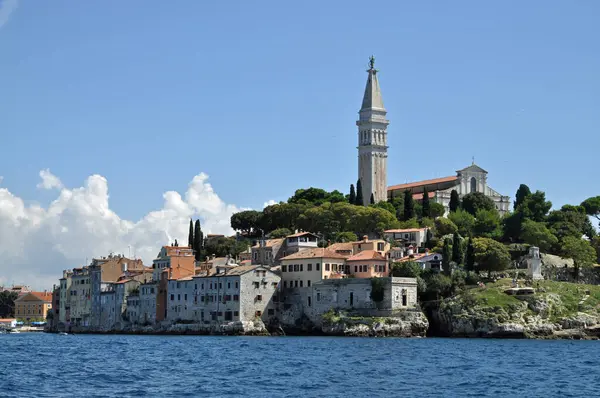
top-left (317, 292), bottom-right (321, 301)
top-left (177, 294), bottom-right (181, 301)
top-left (268, 309), bottom-right (275, 316)
top-left (235, 282), bottom-right (239, 289)
top-left (210, 283), bottom-right (213, 289)
top-left (234, 311), bottom-right (239, 317)
top-left (170, 294), bottom-right (174, 301)
top-left (307, 264), bottom-right (312, 271)
top-left (300, 264), bottom-right (303, 272)
top-left (308, 296), bottom-right (312, 307)
top-left (316, 263), bottom-right (320, 271)
top-left (194, 284), bottom-right (197, 290)
top-left (300, 280), bottom-right (303, 287)
top-left (282, 265), bottom-right (287, 272)
top-left (308, 280), bottom-right (311, 287)
top-left (325, 264), bottom-right (330, 271)
top-left (470, 177), bottom-right (477, 193)
top-left (294, 280), bottom-right (298, 288)
top-left (254, 282), bottom-right (260, 288)
top-left (201, 284), bottom-right (204, 290)
top-left (184, 294), bottom-right (188, 301)
top-left (354, 266), bottom-right (358, 273)
top-left (227, 282), bottom-right (231, 289)
top-left (225, 311), bottom-right (233, 321)
top-left (377, 242), bottom-right (384, 251)
top-left (294, 264), bottom-right (299, 272)
top-left (233, 295), bottom-right (239, 301)
top-left (219, 283), bottom-right (222, 289)
top-left (283, 281), bottom-right (287, 288)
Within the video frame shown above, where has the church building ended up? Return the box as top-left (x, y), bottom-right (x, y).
top-left (355, 57), bottom-right (510, 216)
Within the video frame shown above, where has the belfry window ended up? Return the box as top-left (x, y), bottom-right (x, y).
top-left (470, 177), bottom-right (477, 193)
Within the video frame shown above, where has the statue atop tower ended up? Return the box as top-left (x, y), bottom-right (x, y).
top-left (356, 56), bottom-right (389, 204)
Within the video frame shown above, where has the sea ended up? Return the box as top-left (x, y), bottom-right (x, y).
top-left (0, 333), bottom-right (598, 397)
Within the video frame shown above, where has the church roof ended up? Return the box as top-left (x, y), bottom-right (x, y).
top-left (361, 64), bottom-right (385, 111)
top-left (456, 163), bottom-right (488, 174)
top-left (387, 176), bottom-right (458, 191)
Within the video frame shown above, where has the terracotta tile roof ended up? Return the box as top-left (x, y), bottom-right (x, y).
top-left (251, 238), bottom-right (284, 249)
top-left (327, 242), bottom-right (354, 252)
top-left (412, 192), bottom-right (436, 200)
top-left (346, 250), bottom-right (387, 262)
top-left (115, 279), bottom-right (132, 284)
top-left (388, 176), bottom-right (458, 191)
top-left (280, 248), bottom-right (347, 261)
top-left (285, 231), bottom-right (318, 238)
top-left (240, 260), bottom-right (252, 266)
top-left (398, 253), bottom-right (429, 262)
top-left (385, 228), bottom-right (427, 233)
top-left (29, 292), bottom-right (53, 302)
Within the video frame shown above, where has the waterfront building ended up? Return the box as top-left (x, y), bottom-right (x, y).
top-left (14, 291), bottom-right (52, 321)
top-left (346, 250), bottom-right (389, 278)
top-left (251, 232), bottom-right (319, 266)
top-left (137, 281), bottom-right (157, 325)
top-left (280, 248), bottom-right (348, 289)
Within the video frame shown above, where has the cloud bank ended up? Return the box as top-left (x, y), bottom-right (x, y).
top-left (0, 0), bottom-right (18, 29)
top-left (0, 170), bottom-right (246, 289)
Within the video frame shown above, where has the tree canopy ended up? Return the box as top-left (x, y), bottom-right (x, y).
top-left (449, 190), bottom-right (460, 213)
top-left (461, 192), bottom-right (496, 216)
top-left (288, 187), bottom-right (346, 206)
top-left (520, 219), bottom-right (558, 252)
top-left (448, 209), bottom-right (475, 237)
top-left (403, 190), bottom-right (415, 221)
top-left (472, 237), bottom-right (511, 274)
top-left (514, 184), bottom-right (532, 210)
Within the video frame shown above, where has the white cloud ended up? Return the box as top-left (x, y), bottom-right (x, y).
top-left (0, 0), bottom-right (18, 29)
top-left (263, 199), bottom-right (277, 208)
top-left (37, 169), bottom-right (63, 190)
top-left (0, 171), bottom-right (245, 290)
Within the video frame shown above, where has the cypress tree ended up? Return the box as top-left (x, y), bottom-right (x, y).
top-left (449, 190), bottom-right (460, 213)
top-left (193, 219), bottom-right (204, 261)
top-left (442, 237), bottom-right (452, 276)
top-left (465, 237), bottom-right (475, 273)
top-left (403, 190), bottom-right (415, 221)
top-left (349, 184), bottom-right (356, 205)
top-left (514, 184), bottom-right (532, 210)
top-left (370, 193), bottom-right (375, 205)
top-left (188, 219), bottom-right (194, 248)
top-left (422, 187), bottom-right (431, 218)
top-left (452, 233), bottom-right (464, 265)
top-left (356, 179), bottom-right (364, 206)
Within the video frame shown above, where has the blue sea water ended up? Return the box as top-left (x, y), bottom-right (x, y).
top-left (0, 334), bottom-right (599, 397)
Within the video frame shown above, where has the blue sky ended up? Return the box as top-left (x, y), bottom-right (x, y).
top-left (1, 0), bottom-right (599, 221)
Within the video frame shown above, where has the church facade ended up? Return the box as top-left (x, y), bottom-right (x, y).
top-left (355, 57), bottom-right (510, 216)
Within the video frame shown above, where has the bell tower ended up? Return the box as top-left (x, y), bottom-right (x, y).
top-left (357, 56), bottom-right (389, 204)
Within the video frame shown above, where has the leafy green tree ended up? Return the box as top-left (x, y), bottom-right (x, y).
top-left (452, 233), bottom-right (464, 265)
top-left (389, 195), bottom-right (404, 222)
top-left (520, 219), bottom-right (558, 252)
top-left (349, 184), bottom-right (356, 205)
top-left (188, 219), bottom-right (194, 248)
top-left (356, 179), bottom-right (364, 206)
top-left (422, 187), bottom-right (431, 218)
top-left (259, 203), bottom-right (307, 232)
top-left (371, 201), bottom-right (396, 215)
top-left (398, 218), bottom-right (420, 229)
top-left (502, 211), bottom-right (524, 242)
top-left (464, 238), bottom-right (475, 272)
top-left (423, 273), bottom-right (453, 300)
top-left (472, 237), bottom-right (511, 275)
top-left (193, 219), bottom-right (204, 261)
top-left (420, 217), bottom-right (435, 228)
top-left (334, 231), bottom-right (358, 243)
top-left (547, 205), bottom-right (594, 242)
top-left (519, 191), bottom-right (552, 222)
top-left (473, 209), bottom-right (501, 238)
top-left (288, 187), bottom-right (345, 206)
top-left (449, 190), bottom-right (460, 212)
top-left (434, 217), bottom-right (458, 237)
top-left (230, 210), bottom-right (262, 236)
top-left (0, 291), bottom-right (18, 318)
top-left (268, 228), bottom-right (293, 238)
top-left (370, 278), bottom-right (386, 303)
top-left (561, 236), bottom-right (597, 280)
top-left (514, 184), bottom-right (532, 210)
top-left (391, 261), bottom-right (422, 278)
top-left (370, 193), bottom-right (375, 205)
top-left (582, 196), bottom-right (600, 227)
top-left (448, 209), bottom-right (475, 237)
top-left (461, 192), bottom-right (496, 216)
top-left (442, 237), bottom-right (452, 275)
top-left (203, 236), bottom-right (250, 258)
top-left (403, 190), bottom-right (415, 221)
top-left (592, 237), bottom-right (600, 264)
top-left (430, 202), bottom-right (446, 218)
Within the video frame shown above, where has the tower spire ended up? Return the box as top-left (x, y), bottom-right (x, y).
top-left (356, 56), bottom-right (389, 205)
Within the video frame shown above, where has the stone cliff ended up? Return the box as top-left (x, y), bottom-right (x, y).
top-left (430, 279), bottom-right (600, 339)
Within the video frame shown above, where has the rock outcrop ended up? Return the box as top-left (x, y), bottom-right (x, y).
top-left (319, 310), bottom-right (429, 337)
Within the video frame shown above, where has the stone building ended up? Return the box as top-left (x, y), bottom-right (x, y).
top-left (251, 232), bottom-right (319, 266)
top-left (346, 250), bottom-right (389, 278)
top-left (279, 248), bottom-right (348, 289)
top-left (357, 56), bottom-right (389, 204)
top-left (384, 228), bottom-right (430, 249)
top-left (387, 163), bottom-right (510, 216)
top-left (14, 291), bottom-right (52, 321)
top-left (138, 281), bottom-right (157, 325)
top-left (165, 265), bottom-right (281, 325)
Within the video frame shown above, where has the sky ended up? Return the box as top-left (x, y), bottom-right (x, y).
top-left (0, 0), bottom-right (599, 288)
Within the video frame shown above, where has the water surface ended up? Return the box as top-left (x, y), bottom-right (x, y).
top-left (1, 334), bottom-right (598, 397)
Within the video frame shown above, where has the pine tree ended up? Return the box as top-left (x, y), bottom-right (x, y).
top-left (356, 179), bottom-right (364, 206)
top-left (193, 219), bottom-right (204, 262)
top-left (188, 219), bottom-right (194, 248)
top-left (422, 187), bottom-right (430, 218)
top-left (465, 237), bottom-right (475, 273)
top-left (514, 184), bottom-right (532, 210)
top-left (449, 190), bottom-right (460, 213)
top-left (403, 190), bottom-right (415, 221)
top-left (370, 193), bottom-right (375, 205)
top-left (442, 237), bottom-right (452, 275)
top-left (349, 184), bottom-right (356, 205)
top-left (452, 233), bottom-right (464, 265)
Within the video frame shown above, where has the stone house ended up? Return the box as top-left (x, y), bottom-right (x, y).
top-left (138, 282), bottom-right (157, 325)
top-left (251, 232), bottom-right (320, 266)
top-left (69, 267), bottom-right (91, 326)
top-left (384, 228), bottom-right (430, 249)
top-left (152, 245), bottom-right (195, 282)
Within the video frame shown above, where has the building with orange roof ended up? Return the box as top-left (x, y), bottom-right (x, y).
top-left (279, 247), bottom-right (348, 289)
top-left (346, 250), bottom-right (389, 278)
top-left (251, 232), bottom-right (320, 266)
top-left (14, 291), bottom-right (53, 321)
top-left (387, 163), bottom-right (510, 216)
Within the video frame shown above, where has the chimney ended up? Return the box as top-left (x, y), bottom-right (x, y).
top-left (363, 235), bottom-right (368, 242)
